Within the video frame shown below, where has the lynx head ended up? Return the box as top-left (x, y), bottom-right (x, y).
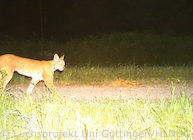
top-left (53, 54), bottom-right (65, 71)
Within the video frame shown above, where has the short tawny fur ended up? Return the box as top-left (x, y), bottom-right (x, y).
top-left (0, 54), bottom-right (65, 95)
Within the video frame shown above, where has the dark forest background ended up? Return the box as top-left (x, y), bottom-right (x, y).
top-left (0, 0), bottom-right (193, 39)
top-left (0, 0), bottom-right (193, 66)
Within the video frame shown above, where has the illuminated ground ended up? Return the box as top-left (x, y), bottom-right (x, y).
top-left (6, 83), bottom-right (193, 100)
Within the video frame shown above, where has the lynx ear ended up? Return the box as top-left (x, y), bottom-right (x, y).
top-left (60, 55), bottom-right (65, 60)
top-left (53, 54), bottom-right (59, 61)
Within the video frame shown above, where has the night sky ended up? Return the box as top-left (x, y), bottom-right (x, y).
top-left (0, 0), bottom-right (193, 39)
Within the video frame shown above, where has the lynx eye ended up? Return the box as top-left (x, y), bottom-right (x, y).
top-left (59, 61), bottom-right (64, 65)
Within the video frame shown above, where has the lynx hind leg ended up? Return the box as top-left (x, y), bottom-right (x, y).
top-left (26, 79), bottom-right (39, 95)
top-left (0, 70), bottom-right (3, 92)
top-left (0, 68), bottom-right (13, 91)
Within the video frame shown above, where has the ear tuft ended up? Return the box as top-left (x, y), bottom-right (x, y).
top-left (60, 55), bottom-right (65, 60)
top-left (53, 54), bottom-right (59, 61)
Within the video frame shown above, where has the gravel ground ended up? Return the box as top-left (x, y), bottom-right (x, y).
top-left (6, 82), bottom-right (193, 100)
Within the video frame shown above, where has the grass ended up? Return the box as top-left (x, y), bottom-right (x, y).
top-left (0, 66), bottom-right (193, 139)
top-left (0, 92), bottom-right (192, 140)
top-left (1, 30), bottom-right (193, 140)
top-left (10, 66), bottom-right (193, 85)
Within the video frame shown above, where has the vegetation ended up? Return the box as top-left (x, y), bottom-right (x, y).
top-left (0, 92), bottom-right (192, 140)
top-left (1, 31), bottom-right (193, 66)
top-left (0, 32), bottom-right (193, 140)
top-left (9, 66), bottom-right (193, 85)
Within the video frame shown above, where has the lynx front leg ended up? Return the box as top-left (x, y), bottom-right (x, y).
top-left (43, 73), bottom-right (60, 97)
top-left (45, 81), bottom-right (58, 95)
top-left (26, 79), bottom-right (39, 95)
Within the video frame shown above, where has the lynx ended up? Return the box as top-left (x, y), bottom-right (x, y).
top-left (0, 54), bottom-right (65, 95)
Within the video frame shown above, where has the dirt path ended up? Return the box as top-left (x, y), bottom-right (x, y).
top-left (7, 83), bottom-right (193, 100)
